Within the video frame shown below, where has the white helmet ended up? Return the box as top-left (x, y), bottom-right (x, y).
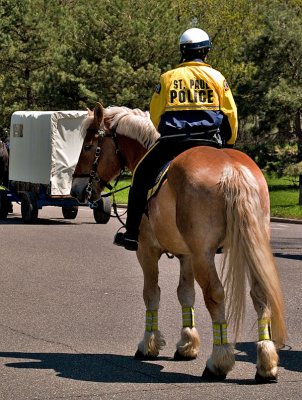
top-left (179, 28), bottom-right (212, 53)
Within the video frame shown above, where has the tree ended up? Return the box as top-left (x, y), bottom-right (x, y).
top-left (0, 0), bottom-right (62, 135)
top-left (235, 1), bottom-right (302, 202)
top-left (40, 0), bottom-right (188, 111)
top-left (176, 0), bottom-right (262, 86)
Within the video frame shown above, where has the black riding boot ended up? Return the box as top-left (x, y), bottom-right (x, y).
top-left (113, 139), bottom-right (175, 251)
top-left (113, 186), bottom-right (146, 251)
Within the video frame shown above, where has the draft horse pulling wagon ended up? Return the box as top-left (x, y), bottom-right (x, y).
top-left (71, 103), bottom-right (287, 383)
top-left (0, 140), bottom-right (12, 219)
top-left (0, 140), bottom-right (9, 186)
top-left (0, 111), bottom-right (111, 223)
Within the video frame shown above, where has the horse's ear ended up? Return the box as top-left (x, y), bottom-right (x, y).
top-left (94, 102), bottom-right (104, 125)
top-left (87, 107), bottom-right (94, 117)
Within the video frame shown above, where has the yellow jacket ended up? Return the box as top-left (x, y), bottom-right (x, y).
top-left (150, 61), bottom-right (238, 145)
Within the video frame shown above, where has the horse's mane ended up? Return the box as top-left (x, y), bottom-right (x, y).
top-left (104, 106), bottom-right (160, 149)
top-left (81, 106), bottom-right (160, 149)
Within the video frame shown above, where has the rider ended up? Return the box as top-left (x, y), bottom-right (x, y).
top-left (114, 27), bottom-right (238, 251)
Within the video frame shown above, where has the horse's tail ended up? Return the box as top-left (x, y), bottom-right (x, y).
top-left (219, 165), bottom-right (287, 348)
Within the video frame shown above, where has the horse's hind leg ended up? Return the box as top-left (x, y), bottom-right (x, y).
top-left (192, 254), bottom-right (235, 380)
top-left (135, 237), bottom-right (166, 359)
top-left (250, 278), bottom-right (279, 383)
top-left (174, 255), bottom-right (200, 360)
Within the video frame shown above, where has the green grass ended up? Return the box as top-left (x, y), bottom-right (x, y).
top-left (108, 174), bottom-right (302, 220)
top-left (265, 175), bottom-right (302, 220)
top-left (107, 175), bottom-right (131, 205)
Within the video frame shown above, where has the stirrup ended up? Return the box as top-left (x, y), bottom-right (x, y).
top-left (113, 232), bottom-right (126, 247)
top-left (113, 232), bottom-right (138, 251)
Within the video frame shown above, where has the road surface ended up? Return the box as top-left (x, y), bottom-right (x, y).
top-left (0, 205), bottom-right (301, 399)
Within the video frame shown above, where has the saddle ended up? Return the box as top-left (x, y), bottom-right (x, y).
top-left (147, 162), bottom-right (170, 200)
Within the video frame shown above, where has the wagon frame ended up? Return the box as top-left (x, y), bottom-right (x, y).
top-left (0, 110), bottom-right (111, 224)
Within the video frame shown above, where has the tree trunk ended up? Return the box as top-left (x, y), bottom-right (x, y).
top-left (296, 110), bottom-right (302, 205)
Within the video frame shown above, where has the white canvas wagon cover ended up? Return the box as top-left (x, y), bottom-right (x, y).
top-left (9, 110), bottom-right (87, 196)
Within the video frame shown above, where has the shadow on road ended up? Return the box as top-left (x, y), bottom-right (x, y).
top-left (0, 217), bottom-right (95, 226)
top-left (235, 342), bottom-right (302, 373)
top-left (273, 252), bottom-right (302, 261)
top-left (0, 352), bottom-right (201, 383)
top-left (0, 344), bottom-right (301, 384)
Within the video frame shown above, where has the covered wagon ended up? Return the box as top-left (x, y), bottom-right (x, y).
top-left (0, 111), bottom-right (110, 223)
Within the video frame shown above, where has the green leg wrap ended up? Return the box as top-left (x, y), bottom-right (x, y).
top-left (213, 322), bottom-right (228, 345)
top-left (182, 307), bottom-right (195, 328)
top-left (258, 318), bottom-right (272, 341)
top-left (145, 310), bottom-right (158, 332)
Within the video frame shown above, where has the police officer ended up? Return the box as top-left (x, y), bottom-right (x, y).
top-left (114, 28), bottom-right (238, 251)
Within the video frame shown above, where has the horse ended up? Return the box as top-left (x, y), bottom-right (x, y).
top-left (0, 140), bottom-right (9, 187)
top-left (71, 103), bottom-right (287, 383)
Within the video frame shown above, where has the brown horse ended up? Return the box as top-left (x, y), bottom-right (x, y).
top-left (71, 103), bottom-right (287, 382)
top-left (0, 140), bottom-right (9, 187)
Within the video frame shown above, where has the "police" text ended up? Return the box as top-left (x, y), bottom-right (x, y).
top-left (170, 79), bottom-right (214, 104)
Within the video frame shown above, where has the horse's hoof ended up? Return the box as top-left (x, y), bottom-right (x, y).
top-left (173, 350), bottom-right (197, 361)
top-left (201, 366), bottom-right (226, 381)
top-left (134, 349), bottom-right (158, 360)
top-left (255, 372), bottom-right (278, 384)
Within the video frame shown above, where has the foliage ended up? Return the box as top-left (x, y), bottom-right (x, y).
top-left (263, 143), bottom-right (298, 177)
top-left (0, 0), bottom-right (60, 132)
top-left (39, 0), bottom-right (187, 111)
top-left (236, 1), bottom-right (302, 145)
top-left (283, 161), bottom-right (302, 185)
top-left (237, 143), bottom-right (275, 169)
top-left (0, 0), bottom-right (301, 180)
top-left (177, 0), bottom-right (262, 86)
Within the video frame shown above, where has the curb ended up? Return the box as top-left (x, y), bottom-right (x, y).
top-left (116, 205), bottom-right (302, 224)
top-left (270, 217), bottom-right (302, 225)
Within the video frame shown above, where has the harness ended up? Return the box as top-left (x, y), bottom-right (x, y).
top-left (72, 128), bottom-right (130, 223)
top-left (85, 129), bottom-right (115, 196)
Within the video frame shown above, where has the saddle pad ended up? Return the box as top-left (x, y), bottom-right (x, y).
top-left (147, 162), bottom-right (170, 201)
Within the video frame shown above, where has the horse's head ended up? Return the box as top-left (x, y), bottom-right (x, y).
top-left (71, 102), bottom-right (160, 204)
top-left (71, 102), bottom-right (123, 204)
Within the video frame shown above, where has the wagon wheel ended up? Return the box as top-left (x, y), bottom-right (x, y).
top-left (93, 196), bottom-right (111, 224)
top-left (21, 191), bottom-right (38, 223)
top-left (62, 205), bottom-right (78, 219)
top-left (0, 191), bottom-right (10, 220)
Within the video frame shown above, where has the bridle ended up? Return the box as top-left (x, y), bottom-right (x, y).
top-left (85, 128), bottom-right (114, 196)
top-left (73, 127), bottom-right (128, 209)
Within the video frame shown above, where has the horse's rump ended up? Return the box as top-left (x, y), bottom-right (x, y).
top-left (148, 147), bottom-right (238, 254)
top-left (149, 146), bottom-right (286, 345)
top-left (152, 147), bottom-right (240, 237)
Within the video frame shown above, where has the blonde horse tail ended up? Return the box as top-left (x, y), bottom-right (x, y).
top-left (219, 165), bottom-right (287, 348)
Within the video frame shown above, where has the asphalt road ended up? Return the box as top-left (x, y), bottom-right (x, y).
top-left (0, 204), bottom-right (301, 400)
